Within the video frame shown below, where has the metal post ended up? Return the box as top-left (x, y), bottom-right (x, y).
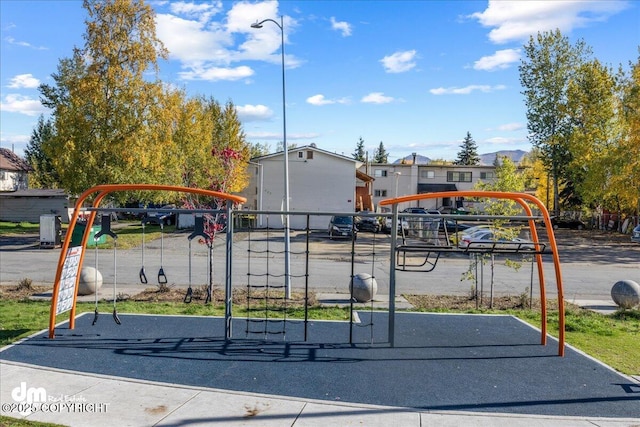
top-left (251, 16), bottom-right (291, 299)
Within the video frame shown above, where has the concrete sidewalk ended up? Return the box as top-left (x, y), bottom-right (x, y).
top-left (2, 360), bottom-right (638, 427)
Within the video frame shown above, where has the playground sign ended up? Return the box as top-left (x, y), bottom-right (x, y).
top-left (55, 246), bottom-right (83, 315)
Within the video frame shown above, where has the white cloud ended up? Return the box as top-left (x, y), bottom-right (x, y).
top-left (485, 136), bottom-right (524, 144)
top-left (170, 1), bottom-right (223, 23)
top-left (380, 50), bottom-right (417, 73)
top-left (496, 122), bottom-right (525, 132)
top-left (306, 94), bottom-right (350, 106)
top-left (330, 17), bottom-right (352, 37)
top-left (246, 131), bottom-right (281, 140)
top-left (307, 94), bottom-right (333, 106)
top-left (471, 0), bottom-right (629, 44)
top-left (178, 65), bottom-right (254, 81)
top-left (246, 131), bottom-right (319, 141)
top-left (429, 85), bottom-right (506, 95)
top-left (288, 132), bottom-right (321, 140)
top-left (4, 36), bottom-right (47, 50)
top-left (361, 92), bottom-right (394, 104)
top-left (155, 1), bottom-right (302, 82)
top-left (7, 74), bottom-right (40, 89)
top-left (236, 104), bottom-right (273, 121)
top-left (473, 49), bottom-right (520, 71)
top-left (0, 94), bottom-right (48, 116)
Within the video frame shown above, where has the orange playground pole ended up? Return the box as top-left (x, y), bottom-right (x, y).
top-left (48, 184), bottom-right (246, 339)
top-left (379, 191), bottom-right (565, 356)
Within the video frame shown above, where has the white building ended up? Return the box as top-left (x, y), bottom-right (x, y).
top-left (0, 148), bottom-right (31, 191)
top-left (360, 161), bottom-right (501, 213)
top-left (242, 145), bottom-right (369, 230)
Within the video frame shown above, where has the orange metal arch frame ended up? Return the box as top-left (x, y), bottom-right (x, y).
top-left (379, 191), bottom-right (565, 357)
top-left (48, 184), bottom-right (246, 339)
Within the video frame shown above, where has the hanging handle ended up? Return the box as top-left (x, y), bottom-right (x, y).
top-left (139, 267), bottom-right (148, 284)
top-left (158, 267), bottom-right (168, 284)
top-left (183, 286), bottom-right (193, 303)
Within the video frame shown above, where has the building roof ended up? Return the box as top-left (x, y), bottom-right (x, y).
top-left (0, 148), bottom-right (32, 172)
top-left (0, 189), bottom-right (68, 198)
top-left (252, 144), bottom-right (360, 165)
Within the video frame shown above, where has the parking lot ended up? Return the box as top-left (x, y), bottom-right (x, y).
top-left (1, 225), bottom-right (638, 302)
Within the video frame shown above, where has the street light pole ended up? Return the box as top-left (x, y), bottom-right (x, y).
top-left (394, 172), bottom-right (401, 198)
top-left (251, 16), bottom-right (291, 298)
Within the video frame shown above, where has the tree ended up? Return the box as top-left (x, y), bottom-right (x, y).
top-left (519, 29), bottom-right (592, 216)
top-left (24, 115), bottom-right (60, 189)
top-left (454, 132), bottom-right (480, 165)
top-left (39, 0), bottom-right (178, 199)
top-left (372, 141), bottom-right (388, 163)
top-left (249, 142), bottom-right (270, 159)
top-left (564, 59), bottom-right (618, 211)
top-left (613, 55), bottom-right (640, 216)
top-left (353, 137), bottom-right (366, 161)
top-left (473, 156), bottom-right (526, 307)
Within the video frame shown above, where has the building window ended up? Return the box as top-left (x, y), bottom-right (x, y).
top-left (298, 152), bottom-right (304, 159)
top-left (480, 171), bottom-right (495, 179)
top-left (420, 170), bottom-right (435, 179)
top-left (307, 150), bottom-right (313, 159)
top-left (447, 171), bottom-right (472, 182)
top-left (374, 169), bottom-right (388, 177)
top-left (0, 171), bottom-right (5, 180)
top-left (374, 189), bottom-right (388, 197)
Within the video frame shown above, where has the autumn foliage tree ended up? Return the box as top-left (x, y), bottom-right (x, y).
top-left (39, 0), bottom-right (181, 200)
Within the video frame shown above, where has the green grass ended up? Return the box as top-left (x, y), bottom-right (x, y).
top-left (0, 221), bottom-right (41, 234)
top-left (93, 221), bottom-right (176, 249)
top-left (0, 220), bottom-right (172, 250)
top-left (1, 299), bottom-right (638, 375)
top-left (0, 416), bottom-right (65, 427)
top-left (0, 299), bottom-right (349, 347)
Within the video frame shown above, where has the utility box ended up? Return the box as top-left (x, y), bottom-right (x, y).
top-left (40, 214), bottom-right (62, 248)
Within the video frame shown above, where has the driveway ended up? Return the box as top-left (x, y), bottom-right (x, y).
top-left (1, 227), bottom-right (638, 301)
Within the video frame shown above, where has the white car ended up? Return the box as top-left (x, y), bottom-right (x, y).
top-left (460, 230), bottom-right (535, 250)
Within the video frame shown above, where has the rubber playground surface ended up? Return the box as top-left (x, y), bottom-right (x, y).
top-left (1, 311), bottom-right (639, 418)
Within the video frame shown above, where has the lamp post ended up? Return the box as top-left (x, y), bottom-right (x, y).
top-left (251, 16), bottom-right (291, 298)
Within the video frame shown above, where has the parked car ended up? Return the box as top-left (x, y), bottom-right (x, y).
top-left (439, 219), bottom-right (471, 234)
top-left (449, 224), bottom-right (493, 245)
top-left (632, 224), bottom-right (640, 243)
top-left (356, 212), bottom-right (381, 233)
top-left (328, 215), bottom-right (357, 240)
top-left (460, 229), bottom-right (534, 250)
top-left (383, 216), bottom-right (409, 234)
top-left (144, 204), bottom-right (177, 226)
top-left (552, 217), bottom-right (586, 230)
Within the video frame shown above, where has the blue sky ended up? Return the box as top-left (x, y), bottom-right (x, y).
top-left (1, 1), bottom-right (638, 163)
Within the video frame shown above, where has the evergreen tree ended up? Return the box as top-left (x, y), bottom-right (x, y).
top-left (353, 137), bottom-right (366, 161)
top-left (24, 115), bottom-right (60, 188)
top-left (373, 141), bottom-right (388, 163)
top-left (454, 132), bottom-right (480, 165)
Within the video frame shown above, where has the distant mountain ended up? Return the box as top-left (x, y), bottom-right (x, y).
top-left (478, 150), bottom-right (528, 165)
top-left (393, 154), bottom-right (431, 164)
top-left (390, 150), bottom-right (528, 165)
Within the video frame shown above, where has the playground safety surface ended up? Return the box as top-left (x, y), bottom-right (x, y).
top-left (1, 311), bottom-right (639, 419)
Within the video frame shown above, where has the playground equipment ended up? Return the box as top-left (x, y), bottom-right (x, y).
top-left (48, 184), bottom-right (246, 339)
top-left (185, 215), bottom-right (209, 304)
top-left (48, 187), bottom-right (565, 357)
top-left (379, 190), bottom-right (565, 356)
top-left (139, 221), bottom-right (148, 284)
